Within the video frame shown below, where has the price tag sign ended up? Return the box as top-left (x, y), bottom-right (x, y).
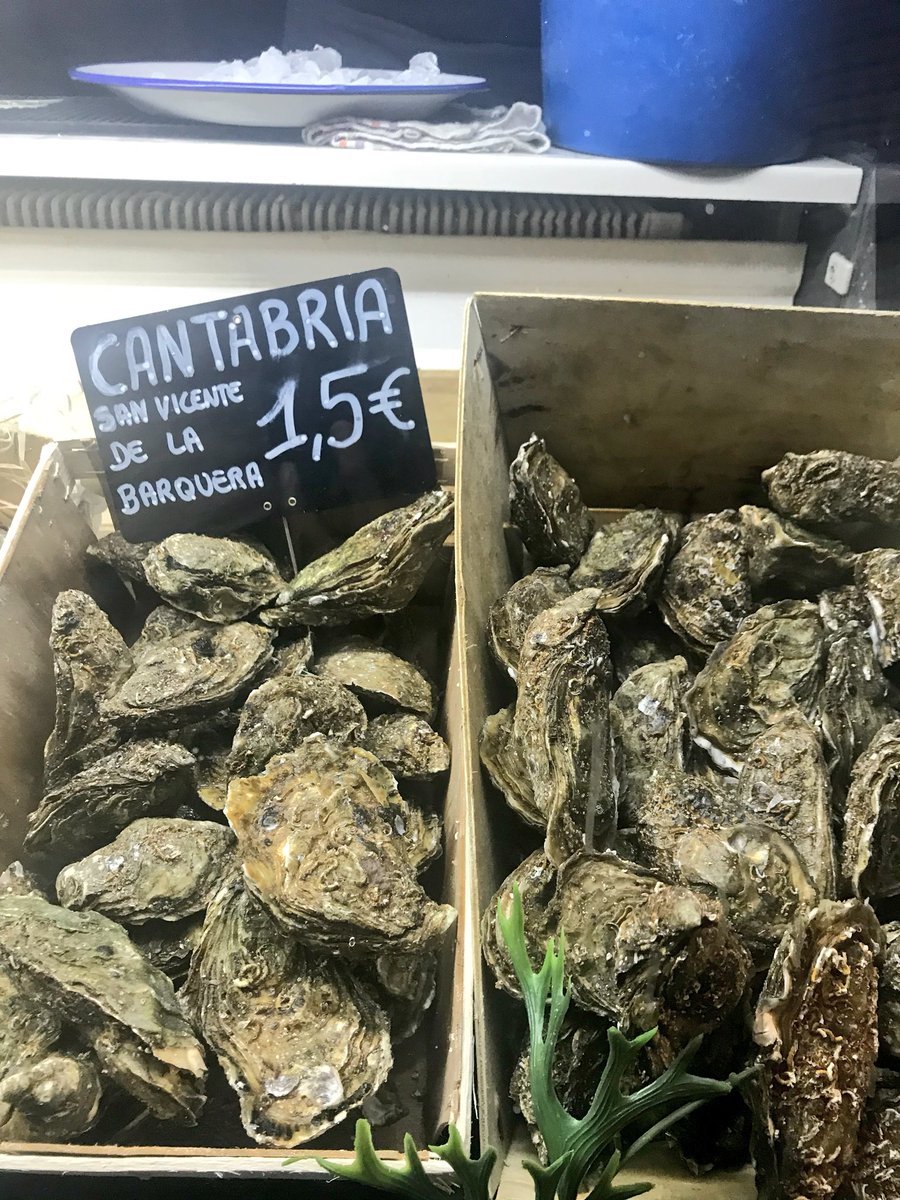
top-left (71, 269), bottom-right (436, 543)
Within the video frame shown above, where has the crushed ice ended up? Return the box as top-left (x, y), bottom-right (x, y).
top-left (197, 47), bottom-right (449, 88)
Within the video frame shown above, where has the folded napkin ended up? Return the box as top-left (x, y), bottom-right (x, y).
top-left (301, 101), bottom-right (549, 153)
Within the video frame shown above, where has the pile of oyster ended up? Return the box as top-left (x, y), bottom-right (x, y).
top-left (482, 440), bottom-right (900, 1198)
top-left (0, 490), bottom-right (455, 1149)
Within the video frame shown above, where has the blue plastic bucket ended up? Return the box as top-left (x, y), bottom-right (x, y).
top-left (541, 0), bottom-right (831, 166)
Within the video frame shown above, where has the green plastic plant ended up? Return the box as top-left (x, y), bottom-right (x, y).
top-left (305, 885), bottom-right (754, 1200)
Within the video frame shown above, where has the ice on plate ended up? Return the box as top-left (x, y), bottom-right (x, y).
top-left (198, 47), bottom-right (448, 87)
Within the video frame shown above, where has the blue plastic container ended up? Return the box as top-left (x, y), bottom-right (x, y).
top-left (541, 0), bottom-right (831, 166)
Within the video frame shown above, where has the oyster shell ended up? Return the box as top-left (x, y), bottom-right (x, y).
top-left (570, 509), bottom-right (681, 615)
top-left (184, 876), bottom-right (392, 1148)
top-left (753, 900), bottom-right (881, 1200)
top-left (479, 706), bottom-right (543, 828)
top-left (610, 657), bottom-right (690, 820)
top-left (514, 589), bottom-right (615, 864)
top-left (261, 490), bottom-right (453, 627)
top-left (227, 673), bottom-right (367, 779)
top-left (372, 951), bottom-right (437, 1042)
top-left (26, 740), bottom-right (195, 857)
top-left (144, 534), bottom-right (282, 623)
top-left (819, 584), bottom-right (873, 635)
top-left (819, 623), bottom-right (892, 795)
top-left (608, 608), bottom-right (685, 683)
top-left (508, 435), bottom-right (594, 568)
top-left (56, 818), bottom-right (236, 924)
top-left (739, 504), bottom-right (857, 595)
top-left (763, 449), bottom-right (900, 535)
top-left (879, 923), bottom-right (900, 1059)
top-left (104, 621), bottom-right (273, 733)
top-left (856, 549), bottom-right (900, 667)
top-left (226, 738), bottom-right (455, 955)
top-left (685, 600), bottom-right (825, 773)
top-left (0, 967), bottom-right (60, 1078)
top-left (488, 567), bottom-right (573, 680)
top-left (131, 605), bottom-right (207, 657)
top-left (268, 630), bottom-right (314, 678)
top-left (132, 915), bottom-right (204, 984)
top-left (617, 762), bottom-right (739, 835)
top-left (658, 511), bottom-right (752, 654)
top-left (361, 714), bottom-right (450, 781)
top-left (0, 895), bottom-right (206, 1122)
top-left (841, 722), bottom-right (900, 900)
top-left (312, 636), bottom-right (434, 717)
top-left (0, 1054), bottom-right (102, 1143)
top-left (844, 1084), bottom-right (900, 1200)
top-left (178, 719), bottom-right (235, 812)
top-left (87, 531), bottom-right (152, 584)
top-left (481, 850), bottom-right (557, 997)
top-left (0, 861), bottom-right (47, 899)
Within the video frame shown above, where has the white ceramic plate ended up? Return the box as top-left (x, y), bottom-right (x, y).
top-left (70, 61), bottom-right (488, 127)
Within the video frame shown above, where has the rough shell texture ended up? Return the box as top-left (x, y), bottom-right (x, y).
top-left (763, 449), bottom-right (900, 534)
top-left (361, 714), bottom-right (450, 781)
top-left (608, 608), bottom-right (685, 684)
top-left (819, 585), bottom-right (873, 635)
top-left (371, 951), bottom-right (437, 1043)
top-left (144, 534), bottom-right (282, 623)
top-left (514, 589), bottom-right (615, 864)
top-left (0, 1054), bottom-right (103, 1143)
top-left (610, 657), bottom-right (690, 821)
top-left (312, 636), bottom-right (434, 717)
top-left (0, 966), bottom-right (60, 1079)
top-left (841, 721), bottom-right (900, 900)
top-left (685, 600), bottom-right (825, 773)
top-left (739, 505), bottom-right (857, 595)
top-left (753, 900), bottom-right (881, 1200)
top-left (479, 706), bottom-right (543, 829)
top-left (26, 740), bottom-right (196, 857)
top-left (481, 850), bottom-right (557, 997)
top-left (880, 923), bottom-right (900, 1059)
top-left (225, 738), bottom-right (455, 955)
top-left (0, 895), bottom-right (206, 1123)
top-left (261, 490), bottom-right (453, 627)
top-left (86, 531), bottom-right (152, 583)
top-left (0, 861), bottom-right (47, 900)
top-left (843, 1086), bottom-right (900, 1200)
top-left (56, 818), bottom-right (236, 924)
top-left (488, 567), bottom-right (573, 680)
top-left (184, 877), bottom-right (392, 1148)
top-left (131, 605), bottom-right (209, 657)
top-left (819, 624), bottom-right (893, 796)
top-left (227, 673), bottom-right (367, 779)
top-left (508, 435), bottom-right (594, 567)
top-left (658, 511), bottom-right (752, 654)
top-left (856, 549), bottom-right (900, 667)
top-left (570, 509), bottom-right (681, 615)
top-left (617, 763), bottom-right (739, 835)
top-left (267, 632), bottom-right (314, 679)
top-left (132, 915), bottom-right (204, 984)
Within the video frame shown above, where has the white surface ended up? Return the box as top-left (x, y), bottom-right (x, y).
top-left (0, 133), bottom-right (862, 204)
top-left (0, 1151), bottom-right (453, 1177)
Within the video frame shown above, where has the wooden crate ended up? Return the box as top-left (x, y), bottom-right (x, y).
top-left (0, 442), bottom-right (472, 1178)
top-left (455, 294), bottom-right (900, 1197)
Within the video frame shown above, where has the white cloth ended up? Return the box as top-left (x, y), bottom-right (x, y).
top-left (301, 102), bottom-right (549, 153)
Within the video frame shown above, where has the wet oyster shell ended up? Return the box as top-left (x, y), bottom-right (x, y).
top-left (56, 818), bottom-right (236, 924)
top-left (514, 589), bottom-right (615, 864)
top-left (819, 624), bottom-right (892, 796)
top-left (570, 509), bottom-right (681, 615)
top-left (879, 923), bottom-right (900, 1060)
top-left (261, 489), bottom-right (453, 627)
top-left (267, 631), bottom-right (314, 679)
top-left (479, 706), bottom-right (543, 828)
top-left (658, 511), bottom-right (752, 654)
top-left (132, 916), bottom-right (204, 984)
top-left (0, 895), bottom-right (206, 1122)
top-left (819, 584), bottom-right (873, 635)
top-left (617, 762), bottom-right (739, 835)
top-left (0, 1054), bottom-right (102, 1143)
top-left (739, 504), bottom-right (857, 595)
top-left (0, 861), bottom-right (47, 899)
top-left (763, 449), bottom-right (900, 535)
top-left (227, 673), bottom-right (367, 779)
top-left (226, 737), bottom-right (455, 955)
top-left (361, 714), bottom-right (450, 781)
top-left (610, 657), bottom-right (690, 820)
top-left (87, 531), bottom-right (152, 584)
top-left (0, 967), bottom-right (60, 1079)
top-left (312, 636), bottom-right (434, 717)
top-left (508, 435), bottom-right (594, 568)
top-left (685, 600), bottom-right (825, 772)
top-left (608, 608), bottom-right (685, 683)
top-left (753, 900), bottom-right (882, 1200)
top-left (481, 850), bottom-right (557, 997)
top-left (488, 567), bottom-right (573, 680)
top-left (176, 719), bottom-right (236, 812)
top-left (184, 876), bottom-right (392, 1148)
top-left (372, 951), bottom-right (437, 1042)
top-left (843, 1084), bottom-right (900, 1200)
top-left (856, 549), bottom-right (900, 667)
top-left (841, 722), bottom-right (900, 900)
top-left (144, 534), bottom-right (282, 623)
top-left (104, 621), bottom-right (274, 733)
top-left (26, 740), bottom-right (196, 857)
top-left (131, 605), bottom-right (208, 657)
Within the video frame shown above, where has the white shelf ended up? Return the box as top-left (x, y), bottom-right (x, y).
top-left (0, 132), bottom-right (863, 204)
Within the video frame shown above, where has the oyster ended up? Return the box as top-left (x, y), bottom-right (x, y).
top-left (841, 722), bottom-right (900, 900)
top-left (479, 706), bottom-right (543, 828)
top-left (361, 714), bottom-right (450, 781)
top-left (0, 861), bottom-right (46, 899)
top-left (0, 1054), bottom-right (102, 1143)
top-left (514, 589), bottom-right (615, 864)
top-left (131, 605), bottom-right (208, 657)
top-left (880, 923), bottom-right (900, 1059)
top-left (104, 621), bottom-right (273, 732)
top-left (132, 915), bottom-right (204, 984)
top-left (608, 607), bottom-right (685, 683)
top-left (736, 714), bottom-right (836, 896)
top-left (610, 657), bottom-right (690, 819)
top-left (570, 509), bottom-right (681, 614)
top-left (144, 534), bottom-right (282, 623)
top-left (481, 850), bottom-right (557, 997)
top-left (819, 623), bottom-right (892, 794)
top-left (372, 951), bottom-right (437, 1041)
top-left (184, 877), bottom-right (392, 1148)
top-left (261, 490), bottom-right (453, 627)
top-left (179, 719), bottom-right (236, 812)
top-left (87, 531), bottom-right (152, 584)
top-left (685, 600), bottom-right (825, 772)
top-left (0, 967), bottom-right (60, 1078)
top-left (819, 584), bottom-right (873, 634)
top-left (844, 1083), bottom-right (900, 1200)
top-left (0, 895), bottom-right (206, 1122)
top-left (313, 636), bottom-right (434, 717)
top-left (508, 435), bottom-right (594, 568)
top-left (658, 511), bottom-right (752, 654)
top-left (856, 549), bottom-right (900, 667)
top-left (617, 762), bottom-right (739, 835)
top-left (763, 449), bottom-right (900, 535)
top-left (226, 738), bottom-right (455, 955)
top-left (739, 504), bottom-right (857, 595)
top-left (753, 900), bottom-right (881, 1200)
top-left (488, 567), bottom-right (573, 680)
top-left (26, 740), bottom-right (195, 857)
top-left (268, 630), bottom-right (314, 678)
top-left (227, 673), bottom-right (367, 779)
top-left (56, 818), bottom-right (236, 924)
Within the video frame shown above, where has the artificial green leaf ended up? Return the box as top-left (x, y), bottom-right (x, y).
top-left (429, 1123), bottom-right (497, 1200)
top-left (313, 1118), bottom-right (454, 1200)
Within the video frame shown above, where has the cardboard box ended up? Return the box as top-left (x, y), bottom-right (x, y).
top-left (0, 442), bottom-right (471, 1177)
top-left (455, 294), bottom-right (900, 1197)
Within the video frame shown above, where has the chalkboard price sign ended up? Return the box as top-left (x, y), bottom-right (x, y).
top-left (71, 269), bottom-right (436, 543)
